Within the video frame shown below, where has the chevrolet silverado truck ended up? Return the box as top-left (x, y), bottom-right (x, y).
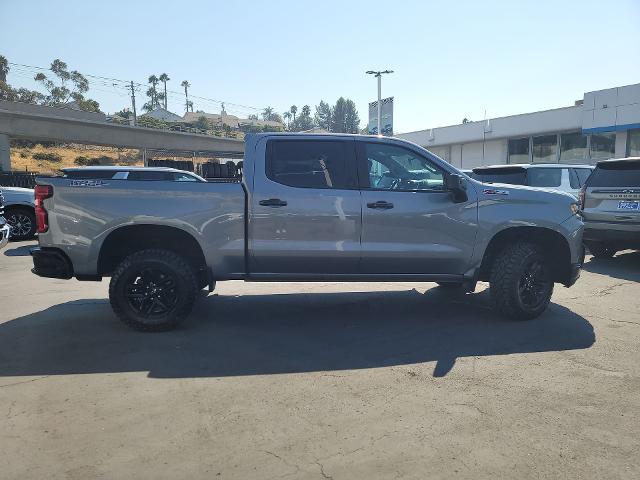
top-left (31, 133), bottom-right (584, 331)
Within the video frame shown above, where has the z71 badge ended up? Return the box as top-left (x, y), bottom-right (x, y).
top-left (482, 188), bottom-right (509, 196)
top-left (70, 179), bottom-right (109, 187)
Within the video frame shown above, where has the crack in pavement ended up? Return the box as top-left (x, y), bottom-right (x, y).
top-left (0, 375), bottom-right (50, 388)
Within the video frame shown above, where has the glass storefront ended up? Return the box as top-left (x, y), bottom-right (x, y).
top-left (628, 129), bottom-right (640, 157)
top-left (532, 135), bottom-right (557, 163)
top-left (508, 137), bottom-right (529, 164)
top-left (590, 132), bottom-right (616, 160)
top-left (560, 132), bottom-right (588, 162)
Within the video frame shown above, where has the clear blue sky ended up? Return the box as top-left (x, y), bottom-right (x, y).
top-left (1, 0), bottom-right (639, 133)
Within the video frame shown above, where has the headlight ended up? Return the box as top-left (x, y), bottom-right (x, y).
top-left (570, 203), bottom-right (579, 215)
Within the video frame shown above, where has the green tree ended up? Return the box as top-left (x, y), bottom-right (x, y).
top-left (0, 55), bottom-right (8, 83)
top-left (194, 115), bottom-right (210, 131)
top-left (290, 105), bottom-right (297, 123)
top-left (314, 100), bottom-right (332, 131)
top-left (291, 105), bottom-right (313, 131)
top-left (181, 80), bottom-right (191, 112)
top-left (283, 111), bottom-right (292, 129)
top-left (159, 73), bottom-right (170, 109)
top-left (344, 99), bottom-right (360, 133)
top-left (331, 97), bottom-right (347, 133)
top-left (33, 58), bottom-right (99, 111)
top-left (262, 107), bottom-right (283, 124)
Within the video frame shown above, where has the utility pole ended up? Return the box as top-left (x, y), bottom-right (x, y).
top-left (366, 70), bottom-right (393, 135)
top-left (129, 81), bottom-right (137, 126)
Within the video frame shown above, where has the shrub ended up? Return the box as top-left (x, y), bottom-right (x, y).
top-left (19, 151), bottom-right (28, 158)
top-left (74, 156), bottom-right (101, 166)
top-left (32, 152), bottom-right (62, 162)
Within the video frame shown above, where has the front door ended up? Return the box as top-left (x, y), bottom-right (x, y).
top-left (357, 140), bottom-right (478, 274)
top-left (249, 138), bottom-right (361, 274)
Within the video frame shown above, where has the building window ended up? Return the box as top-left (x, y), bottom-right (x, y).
top-left (560, 132), bottom-right (587, 162)
top-left (590, 132), bottom-right (616, 161)
top-left (628, 129), bottom-right (640, 157)
top-left (532, 135), bottom-right (557, 163)
top-left (508, 137), bottom-right (529, 164)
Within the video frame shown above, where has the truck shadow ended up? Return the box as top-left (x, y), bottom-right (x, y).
top-left (0, 288), bottom-right (595, 379)
top-left (582, 251), bottom-right (640, 283)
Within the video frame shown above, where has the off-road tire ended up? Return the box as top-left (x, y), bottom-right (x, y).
top-left (109, 249), bottom-right (198, 332)
top-left (5, 207), bottom-right (37, 241)
top-left (586, 242), bottom-right (616, 259)
top-left (489, 242), bottom-right (554, 320)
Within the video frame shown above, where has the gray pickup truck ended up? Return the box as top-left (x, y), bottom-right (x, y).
top-left (31, 133), bottom-right (584, 331)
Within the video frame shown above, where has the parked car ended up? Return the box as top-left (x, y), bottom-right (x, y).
top-left (1, 186), bottom-right (36, 241)
top-left (580, 157), bottom-right (640, 258)
top-left (31, 133), bottom-right (584, 331)
top-left (0, 190), bottom-right (10, 250)
top-left (470, 164), bottom-right (594, 198)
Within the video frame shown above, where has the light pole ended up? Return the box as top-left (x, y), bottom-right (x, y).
top-left (366, 70), bottom-right (393, 135)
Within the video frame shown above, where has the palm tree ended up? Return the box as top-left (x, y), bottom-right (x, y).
top-left (147, 75), bottom-right (159, 108)
top-left (181, 80), bottom-right (191, 113)
top-left (0, 55), bottom-right (8, 83)
top-left (290, 105), bottom-right (297, 123)
top-left (301, 105), bottom-right (311, 117)
top-left (159, 73), bottom-right (170, 109)
top-left (262, 106), bottom-right (274, 121)
top-left (186, 100), bottom-right (193, 112)
top-left (283, 111), bottom-right (292, 129)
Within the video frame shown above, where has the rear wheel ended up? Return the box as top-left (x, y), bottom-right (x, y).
top-left (5, 207), bottom-right (37, 241)
top-left (586, 242), bottom-right (617, 259)
top-left (489, 242), bottom-right (554, 320)
top-left (109, 249), bottom-right (198, 332)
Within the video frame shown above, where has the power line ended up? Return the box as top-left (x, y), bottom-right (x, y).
top-left (7, 61), bottom-right (268, 113)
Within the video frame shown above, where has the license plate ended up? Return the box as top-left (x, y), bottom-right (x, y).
top-left (618, 200), bottom-right (639, 210)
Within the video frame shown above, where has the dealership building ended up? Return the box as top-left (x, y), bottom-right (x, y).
top-left (397, 83), bottom-right (640, 169)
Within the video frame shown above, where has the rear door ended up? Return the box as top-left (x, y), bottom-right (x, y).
top-left (357, 140), bottom-right (478, 274)
top-left (249, 138), bottom-right (361, 274)
top-left (583, 161), bottom-right (640, 225)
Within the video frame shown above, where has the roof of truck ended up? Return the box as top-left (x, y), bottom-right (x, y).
top-left (473, 163), bottom-right (593, 171)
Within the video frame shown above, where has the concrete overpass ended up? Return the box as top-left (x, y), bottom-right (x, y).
top-left (0, 100), bottom-right (245, 171)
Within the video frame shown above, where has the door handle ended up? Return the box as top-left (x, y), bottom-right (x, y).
top-left (259, 198), bottom-right (287, 207)
top-left (367, 201), bottom-right (394, 210)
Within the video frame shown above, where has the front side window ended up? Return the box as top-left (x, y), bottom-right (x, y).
top-left (532, 135), bottom-right (558, 163)
top-left (267, 140), bottom-right (350, 189)
top-left (527, 168), bottom-right (562, 187)
top-left (590, 132), bottom-right (616, 161)
top-left (361, 143), bottom-right (445, 191)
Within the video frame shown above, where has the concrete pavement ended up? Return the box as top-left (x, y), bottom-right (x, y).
top-left (1, 241), bottom-right (639, 479)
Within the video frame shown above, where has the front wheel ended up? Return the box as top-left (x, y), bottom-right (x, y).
top-left (109, 249), bottom-right (198, 331)
top-left (489, 242), bottom-right (554, 320)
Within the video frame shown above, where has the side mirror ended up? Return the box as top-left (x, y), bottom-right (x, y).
top-left (444, 173), bottom-right (468, 203)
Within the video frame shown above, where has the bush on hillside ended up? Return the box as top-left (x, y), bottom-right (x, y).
top-left (33, 152), bottom-right (62, 162)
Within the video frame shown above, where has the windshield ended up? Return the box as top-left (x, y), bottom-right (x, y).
top-left (587, 161), bottom-right (640, 187)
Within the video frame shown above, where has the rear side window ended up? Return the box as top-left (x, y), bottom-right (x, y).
top-left (267, 140), bottom-right (352, 189)
top-left (65, 170), bottom-right (117, 180)
top-left (471, 168), bottom-right (526, 185)
top-left (527, 168), bottom-right (562, 187)
top-left (587, 161), bottom-right (640, 187)
top-left (127, 171), bottom-right (173, 181)
top-left (571, 168), bottom-right (592, 188)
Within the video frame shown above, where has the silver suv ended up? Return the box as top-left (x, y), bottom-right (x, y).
top-left (470, 164), bottom-right (594, 198)
top-left (581, 157), bottom-right (640, 258)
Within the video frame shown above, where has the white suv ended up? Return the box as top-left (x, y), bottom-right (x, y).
top-left (470, 163), bottom-right (594, 198)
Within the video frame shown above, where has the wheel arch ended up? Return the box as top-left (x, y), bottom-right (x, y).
top-left (478, 226), bottom-right (572, 284)
top-left (97, 224), bottom-right (207, 276)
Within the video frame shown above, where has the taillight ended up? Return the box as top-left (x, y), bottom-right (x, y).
top-left (34, 185), bottom-right (53, 233)
top-left (578, 186), bottom-right (586, 210)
